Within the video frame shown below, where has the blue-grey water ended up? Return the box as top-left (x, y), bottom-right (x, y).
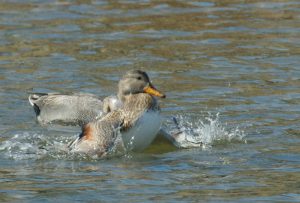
top-left (1, 0), bottom-right (300, 202)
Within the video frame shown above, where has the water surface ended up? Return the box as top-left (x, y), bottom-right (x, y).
top-left (0, 0), bottom-right (300, 202)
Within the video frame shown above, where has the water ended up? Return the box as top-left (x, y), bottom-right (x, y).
top-left (0, 0), bottom-right (300, 202)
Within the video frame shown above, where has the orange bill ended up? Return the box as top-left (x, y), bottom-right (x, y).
top-left (143, 85), bottom-right (166, 98)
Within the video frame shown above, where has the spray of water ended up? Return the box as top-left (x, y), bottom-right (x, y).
top-left (168, 113), bottom-right (246, 149)
top-left (0, 132), bottom-right (75, 160)
top-left (0, 113), bottom-right (246, 160)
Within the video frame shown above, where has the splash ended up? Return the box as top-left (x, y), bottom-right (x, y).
top-left (0, 132), bottom-right (73, 160)
top-left (0, 131), bottom-right (129, 161)
top-left (167, 113), bottom-right (246, 149)
top-left (0, 113), bottom-right (246, 160)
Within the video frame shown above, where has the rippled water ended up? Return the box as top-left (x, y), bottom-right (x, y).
top-left (1, 0), bottom-right (300, 202)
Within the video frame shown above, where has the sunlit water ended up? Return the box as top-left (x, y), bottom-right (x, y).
top-left (1, 0), bottom-right (300, 202)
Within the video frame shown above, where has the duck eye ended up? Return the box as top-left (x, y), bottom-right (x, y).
top-left (137, 76), bottom-right (142, 80)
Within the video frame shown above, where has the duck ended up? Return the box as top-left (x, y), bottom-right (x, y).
top-left (68, 70), bottom-right (166, 156)
top-left (28, 70), bottom-right (202, 151)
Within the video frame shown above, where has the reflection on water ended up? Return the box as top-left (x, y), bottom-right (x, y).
top-left (1, 0), bottom-right (300, 202)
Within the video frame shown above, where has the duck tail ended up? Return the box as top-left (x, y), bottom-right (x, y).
top-left (28, 93), bottom-right (48, 105)
top-left (28, 94), bottom-right (44, 115)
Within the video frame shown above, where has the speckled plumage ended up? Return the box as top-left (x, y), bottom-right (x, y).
top-left (68, 70), bottom-right (165, 156)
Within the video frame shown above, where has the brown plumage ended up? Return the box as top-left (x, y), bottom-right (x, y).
top-left (68, 70), bottom-right (166, 156)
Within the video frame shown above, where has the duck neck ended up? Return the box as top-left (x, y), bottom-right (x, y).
top-left (122, 93), bottom-right (158, 112)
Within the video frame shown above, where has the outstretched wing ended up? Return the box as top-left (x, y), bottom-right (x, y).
top-left (28, 92), bottom-right (104, 126)
top-left (68, 111), bottom-right (125, 157)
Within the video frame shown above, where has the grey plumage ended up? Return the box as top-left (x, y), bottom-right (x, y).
top-left (28, 93), bottom-right (120, 126)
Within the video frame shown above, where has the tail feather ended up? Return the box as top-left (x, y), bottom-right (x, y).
top-left (28, 94), bottom-right (44, 115)
top-left (28, 93), bottom-right (48, 106)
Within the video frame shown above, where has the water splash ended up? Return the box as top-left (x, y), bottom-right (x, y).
top-left (0, 130), bottom-right (129, 161)
top-left (167, 113), bottom-right (246, 149)
top-left (0, 113), bottom-right (246, 160)
top-left (0, 132), bottom-right (73, 160)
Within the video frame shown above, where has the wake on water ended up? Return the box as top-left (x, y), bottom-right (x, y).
top-left (0, 113), bottom-right (246, 160)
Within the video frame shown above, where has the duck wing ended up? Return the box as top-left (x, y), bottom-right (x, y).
top-left (28, 92), bottom-right (104, 126)
top-left (68, 111), bottom-right (125, 157)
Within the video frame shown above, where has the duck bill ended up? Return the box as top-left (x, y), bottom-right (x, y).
top-left (143, 85), bottom-right (166, 98)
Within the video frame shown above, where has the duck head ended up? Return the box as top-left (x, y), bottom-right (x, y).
top-left (118, 70), bottom-right (166, 102)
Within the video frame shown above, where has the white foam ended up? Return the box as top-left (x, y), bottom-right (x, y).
top-left (0, 132), bottom-right (73, 160)
top-left (169, 113), bottom-right (246, 149)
